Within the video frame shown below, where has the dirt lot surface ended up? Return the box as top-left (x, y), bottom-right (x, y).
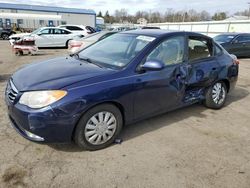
top-left (0, 40), bottom-right (250, 188)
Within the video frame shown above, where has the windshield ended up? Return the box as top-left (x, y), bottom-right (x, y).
top-left (31, 28), bottom-right (42, 34)
top-left (214, 35), bottom-right (235, 43)
top-left (78, 34), bottom-right (155, 68)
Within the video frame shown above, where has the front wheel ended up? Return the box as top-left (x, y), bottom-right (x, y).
top-left (204, 81), bottom-right (227, 109)
top-left (74, 104), bottom-right (123, 150)
top-left (1, 33), bottom-right (9, 40)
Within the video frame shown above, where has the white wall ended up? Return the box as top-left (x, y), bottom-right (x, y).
top-left (147, 20), bottom-right (250, 37)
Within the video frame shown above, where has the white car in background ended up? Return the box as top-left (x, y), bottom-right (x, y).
top-left (9, 32), bottom-right (31, 43)
top-left (58, 25), bottom-right (96, 37)
top-left (16, 27), bottom-right (80, 48)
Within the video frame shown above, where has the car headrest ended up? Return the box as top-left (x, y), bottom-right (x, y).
top-left (194, 45), bottom-right (207, 53)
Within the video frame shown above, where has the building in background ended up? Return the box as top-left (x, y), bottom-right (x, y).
top-left (137, 18), bottom-right (148, 25)
top-left (0, 3), bottom-right (96, 31)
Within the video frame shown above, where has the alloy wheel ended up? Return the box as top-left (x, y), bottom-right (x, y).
top-left (212, 82), bottom-right (226, 105)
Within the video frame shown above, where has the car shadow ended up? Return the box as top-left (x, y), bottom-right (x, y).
top-left (48, 86), bottom-right (249, 152)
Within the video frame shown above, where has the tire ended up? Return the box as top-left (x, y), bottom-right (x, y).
top-left (204, 81), bottom-right (227, 109)
top-left (74, 104), bottom-right (123, 150)
top-left (1, 33), bottom-right (9, 40)
top-left (15, 50), bottom-right (23, 56)
top-left (65, 40), bottom-right (71, 48)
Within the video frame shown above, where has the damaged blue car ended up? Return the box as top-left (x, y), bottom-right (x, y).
top-left (5, 30), bottom-right (239, 150)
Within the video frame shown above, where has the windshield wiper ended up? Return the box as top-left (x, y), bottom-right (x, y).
top-left (78, 56), bottom-right (103, 68)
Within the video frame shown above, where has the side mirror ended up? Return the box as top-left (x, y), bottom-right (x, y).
top-left (37, 33), bottom-right (42, 36)
top-left (140, 60), bottom-right (165, 71)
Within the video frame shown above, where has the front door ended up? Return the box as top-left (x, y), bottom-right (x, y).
top-left (35, 28), bottom-right (53, 47)
top-left (133, 35), bottom-right (189, 120)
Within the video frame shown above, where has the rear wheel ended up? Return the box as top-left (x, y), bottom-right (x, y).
top-left (204, 81), bottom-right (227, 109)
top-left (74, 104), bottom-right (123, 150)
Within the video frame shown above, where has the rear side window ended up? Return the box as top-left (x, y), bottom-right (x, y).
top-left (53, 29), bottom-right (61, 34)
top-left (214, 44), bottom-right (223, 56)
top-left (61, 29), bottom-right (71, 34)
top-left (188, 37), bottom-right (212, 62)
top-left (53, 29), bottom-right (71, 34)
top-left (236, 35), bottom-right (250, 42)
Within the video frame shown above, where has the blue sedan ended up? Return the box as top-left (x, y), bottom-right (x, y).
top-left (5, 30), bottom-right (239, 150)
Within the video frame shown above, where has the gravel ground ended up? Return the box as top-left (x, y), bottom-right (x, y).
top-left (0, 40), bottom-right (250, 188)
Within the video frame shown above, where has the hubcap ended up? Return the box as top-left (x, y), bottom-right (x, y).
top-left (212, 83), bottom-right (226, 105)
top-left (84, 111), bottom-right (117, 145)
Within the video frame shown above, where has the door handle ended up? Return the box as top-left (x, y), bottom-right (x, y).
top-left (212, 67), bottom-right (217, 71)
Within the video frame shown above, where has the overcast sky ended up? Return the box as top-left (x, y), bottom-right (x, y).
top-left (0, 0), bottom-right (249, 15)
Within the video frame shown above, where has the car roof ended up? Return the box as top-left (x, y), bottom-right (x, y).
top-left (59, 25), bottom-right (86, 28)
top-left (121, 29), bottom-right (210, 38)
top-left (216, 33), bottom-right (250, 36)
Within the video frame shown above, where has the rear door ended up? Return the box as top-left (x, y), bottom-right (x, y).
top-left (185, 35), bottom-right (220, 103)
top-left (52, 28), bottom-right (71, 47)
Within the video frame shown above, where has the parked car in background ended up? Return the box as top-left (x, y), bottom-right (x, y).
top-left (141, 26), bottom-right (161, 29)
top-left (20, 27), bottom-right (80, 48)
top-left (68, 31), bottom-right (117, 53)
top-left (214, 33), bottom-right (250, 57)
top-left (58, 25), bottom-right (96, 37)
top-left (9, 32), bottom-right (31, 44)
top-left (0, 27), bottom-right (16, 40)
top-left (5, 30), bottom-right (239, 150)
top-left (112, 27), bottom-right (135, 32)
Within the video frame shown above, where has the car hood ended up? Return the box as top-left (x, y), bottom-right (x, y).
top-left (12, 57), bottom-right (115, 91)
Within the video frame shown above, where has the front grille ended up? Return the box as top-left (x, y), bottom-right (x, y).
top-left (6, 80), bottom-right (18, 103)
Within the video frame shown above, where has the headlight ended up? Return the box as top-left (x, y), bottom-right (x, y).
top-left (19, 90), bottom-right (67, 109)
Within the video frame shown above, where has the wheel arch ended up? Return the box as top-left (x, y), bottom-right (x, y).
top-left (71, 101), bottom-right (125, 140)
top-left (220, 79), bottom-right (230, 92)
top-left (65, 39), bottom-right (72, 48)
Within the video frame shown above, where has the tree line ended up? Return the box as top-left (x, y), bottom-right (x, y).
top-left (97, 8), bottom-right (250, 24)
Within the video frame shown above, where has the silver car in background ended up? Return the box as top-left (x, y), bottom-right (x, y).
top-left (68, 31), bottom-right (117, 54)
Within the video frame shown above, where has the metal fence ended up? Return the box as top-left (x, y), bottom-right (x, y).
top-left (146, 20), bottom-right (250, 37)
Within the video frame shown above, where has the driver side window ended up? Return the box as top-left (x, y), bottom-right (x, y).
top-left (40, 29), bottom-right (51, 35)
top-left (146, 36), bottom-right (185, 66)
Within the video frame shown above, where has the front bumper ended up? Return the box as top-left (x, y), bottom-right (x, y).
top-left (5, 81), bottom-right (85, 143)
top-left (6, 101), bottom-right (81, 143)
